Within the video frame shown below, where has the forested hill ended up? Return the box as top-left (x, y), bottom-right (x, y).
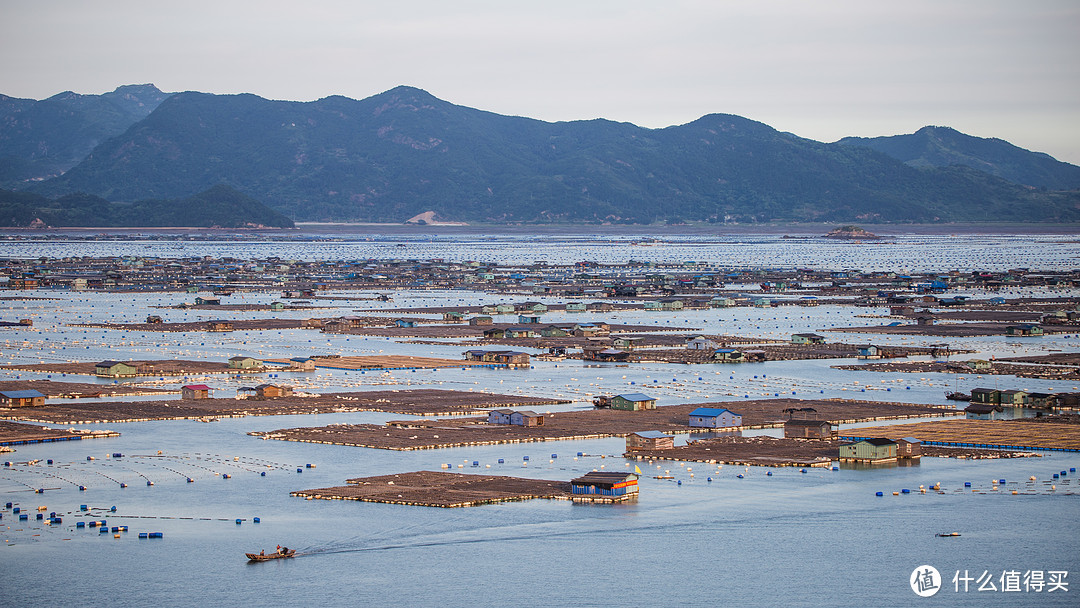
top-left (0, 84), bottom-right (171, 187)
top-left (837, 126), bottom-right (1080, 191)
top-left (0, 185), bottom-right (294, 228)
top-left (22, 86), bottom-right (1080, 224)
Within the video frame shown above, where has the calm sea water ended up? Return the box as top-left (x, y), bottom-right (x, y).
top-left (0, 231), bottom-right (1078, 270)
top-left (2, 233), bottom-right (1079, 607)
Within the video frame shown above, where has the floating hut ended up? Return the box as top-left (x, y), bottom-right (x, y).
top-left (626, 431), bottom-right (675, 451)
top-left (0, 389), bottom-right (46, 408)
top-left (570, 472), bottom-right (639, 500)
top-left (838, 438), bottom-right (898, 463)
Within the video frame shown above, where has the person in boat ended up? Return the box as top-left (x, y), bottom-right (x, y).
top-left (260, 550), bottom-right (265, 556)
top-left (281, 546), bottom-right (288, 555)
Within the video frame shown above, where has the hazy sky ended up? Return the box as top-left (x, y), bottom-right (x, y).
top-left (3, 0), bottom-right (1079, 163)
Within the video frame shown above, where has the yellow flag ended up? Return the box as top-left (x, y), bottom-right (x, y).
top-left (634, 465), bottom-right (642, 475)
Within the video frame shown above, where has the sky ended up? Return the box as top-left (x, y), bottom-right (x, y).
top-left (3, 0), bottom-right (1079, 164)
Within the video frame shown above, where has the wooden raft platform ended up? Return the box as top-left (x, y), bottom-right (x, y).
top-left (0, 421), bottom-right (120, 446)
top-left (833, 360), bottom-right (1080, 380)
top-left (626, 436), bottom-right (1037, 467)
top-left (2, 389), bottom-right (567, 424)
top-left (253, 398), bottom-right (953, 451)
top-left (826, 322), bottom-right (1070, 337)
top-left (629, 437), bottom-right (841, 467)
top-left (67, 319), bottom-right (312, 332)
top-left (999, 353), bottom-right (1080, 366)
top-left (0, 359), bottom-right (261, 377)
top-left (627, 343), bottom-right (943, 365)
top-left (840, 419), bottom-right (1080, 452)
top-left (261, 355), bottom-right (500, 371)
top-left (292, 470), bottom-right (574, 507)
top-left (0, 380), bottom-right (172, 399)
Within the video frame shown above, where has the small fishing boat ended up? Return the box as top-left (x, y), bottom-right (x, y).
top-left (945, 392), bottom-right (971, 401)
top-left (935, 532), bottom-right (961, 537)
top-left (246, 549), bottom-right (295, 561)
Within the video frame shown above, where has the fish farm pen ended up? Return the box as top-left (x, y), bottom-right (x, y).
top-left (625, 436), bottom-right (1035, 468)
top-left (827, 321), bottom-right (1071, 337)
top-left (0, 380), bottom-right (173, 399)
top-left (839, 418), bottom-right (1080, 452)
top-left (260, 355), bottom-right (502, 371)
top-left (66, 318), bottom-right (315, 332)
top-left (833, 359), bottom-right (1080, 381)
top-left (291, 470), bottom-right (578, 507)
top-left (629, 436), bottom-right (840, 467)
top-left (0, 360), bottom-right (262, 377)
top-left (0, 421), bottom-right (119, 446)
top-left (2, 389), bottom-right (568, 424)
top-left (251, 398), bottom-right (956, 451)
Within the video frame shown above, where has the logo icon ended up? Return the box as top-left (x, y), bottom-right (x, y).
top-left (911, 565), bottom-right (942, 597)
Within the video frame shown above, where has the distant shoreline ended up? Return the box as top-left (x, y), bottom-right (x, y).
top-left (0, 221), bottom-right (1077, 237)
top-left (294, 221), bottom-right (1080, 236)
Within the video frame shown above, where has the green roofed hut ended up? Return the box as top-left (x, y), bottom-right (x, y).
top-left (609, 393), bottom-right (657, 411)
top-left (95, 361), bottom-right (138, 377)
top-left (229, 356), bottom-right (260, 369)
top-left (839, 438), bottom-right (897, 463)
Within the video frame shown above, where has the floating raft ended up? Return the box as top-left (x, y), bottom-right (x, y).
top-left (254, 398), bottom-right (954, 451)
top-left (833, 360), bottom-right (1080, 381)
top-left (261, 355), bottom-right (498, 371)
top-left (0, 380), bottom-right (172, 399)
top-left (826, 322), bottom-right (1070, 337)
top-left (628, 436), bottom-right (837, 467)
top-left (292, 470), bottom-right (577, 508)
top-left (4, 389), bottom-right (568, 425)
top-left (0, 360), bottom-right (250, 377)
top-left (0, 421), bottom-right (120, 446)
top-left (840, 419), bottom-right (1080, 452)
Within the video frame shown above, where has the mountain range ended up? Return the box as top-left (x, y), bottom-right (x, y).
top-left (837, 126), bottom-right (1080, 192)
top-left (3, 85), bottom-right (1078, 224)
top-left (0, 84), bottom-right (170, 186)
